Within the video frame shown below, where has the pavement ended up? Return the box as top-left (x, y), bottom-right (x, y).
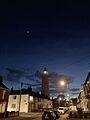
top-left (0, 112), bottom-right (90, 120)
top-left (20, 112), bottom-right (42, 117)
top-left (0, 116), bottom-right (22, 120)
top-left (60, 113), bottom-right (90, 120)
top-left (0, 112), bottom-right (42, 120)
top-left (68, 118), bottom-right (90, 119)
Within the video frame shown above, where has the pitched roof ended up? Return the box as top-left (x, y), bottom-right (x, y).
top-left (10, 88), bottom-right (50, 99)
top-left (0, 76), bottom-right (9, 89)
top-left (10, 89), bottom-right (40, 96)
top-left (84, 71), bottom-right (90, 84)
top-left (0, 83), bottom-right (9, 89)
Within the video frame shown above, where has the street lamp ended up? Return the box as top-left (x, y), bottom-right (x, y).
top-left (60, 81), bottom-right (65, 86)
top-left (60, 80), bottom-right (70, 99)
top-left (58, 97), bottom-right (62, 107)
top-left (18, 82), bottom-right (23, 115)
top-left (67, 94), bottom-right (70, 97)
top-left (59, 97), bottom-right (62, 101)
top-left (60, 80), bottom-right (69, 91)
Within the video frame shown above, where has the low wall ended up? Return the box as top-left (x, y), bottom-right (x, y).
top-left (7, 111), bottom-right (19, 117)
top-left (69, 111), bottom-right (90, 118)
top-left (0, 113), bottom-right (4, 118)
top-left (0, 111), bottom-right (19, 118)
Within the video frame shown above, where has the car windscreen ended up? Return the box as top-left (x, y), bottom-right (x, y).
top-left (59, 108), bottom-right (63, 110)
top-left (44, 112), bottom-right (51, 115)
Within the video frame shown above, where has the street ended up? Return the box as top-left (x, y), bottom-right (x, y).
top-left (1, 112), bottom-right (90, 120)
top-left (0, 112), bottom-right (42, 120)
top-left (1, 1), bottom-right (90, 120)
top-left (59, 114), bottom-right (68, 120)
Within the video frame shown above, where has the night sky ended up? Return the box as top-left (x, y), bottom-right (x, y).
top-left (0, 1), bottom-right (90, 98)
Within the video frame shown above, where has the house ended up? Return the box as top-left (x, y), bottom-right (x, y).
top-left (0, 76), bottom-right (9, 117)
top-left (7, 87), bottom-right (52, 112)
top-left (77, 71), bottom-right (90, 112)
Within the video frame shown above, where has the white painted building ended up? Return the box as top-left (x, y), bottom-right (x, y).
top-left (7, 88), bottom-right (52, 113)
top-left (0, 76), bottom-right (9, 114)
top-left (80, 84), bottom-right (89, 111)
top-left (77, 72), bottom-right (90, 112)
top-left (7, 94), bottom-right (29, 112)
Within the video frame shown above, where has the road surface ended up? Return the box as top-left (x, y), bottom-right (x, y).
top-left (1, 112), bottom-right (90, 120)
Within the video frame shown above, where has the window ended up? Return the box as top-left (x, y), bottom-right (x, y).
top-left (13, 95), bottom-right (17, 99)
top-left (11, 104), bottom-right (16, 108)
top-left (30, 96), bottom-right (33, 102)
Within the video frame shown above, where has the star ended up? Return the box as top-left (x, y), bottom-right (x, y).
top-left (26, 30), bottom-right (30, 34)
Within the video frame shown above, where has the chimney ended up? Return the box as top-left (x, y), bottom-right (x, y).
top-left (0, 76), bottom-right (3, 84)
top-left (27, 87), bottom-right (32, 92)
top-left (11, 87), bottom-right (13, 91)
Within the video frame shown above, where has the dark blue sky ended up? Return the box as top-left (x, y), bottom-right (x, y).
top-left (0, 0), bottom-right (90, 97)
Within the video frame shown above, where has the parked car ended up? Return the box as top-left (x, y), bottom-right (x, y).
top-left (53, 109), bottom-right (60, 119)
top-left (58, 107), bottom-right (65, 114)
top-left (42, 110), bottom-right (56, 120)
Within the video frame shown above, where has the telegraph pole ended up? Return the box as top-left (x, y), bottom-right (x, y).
top-left (18, 82), bottom-right (23, 116)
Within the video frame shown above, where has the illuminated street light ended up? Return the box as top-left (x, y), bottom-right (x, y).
top-left (58, 97), bottom-right (62, 107)
top-left (67, 94), bottom-right (70, 97)
top-left (60, 80), bottom-right (69, 92)
top-left (59, 97), bottom-right (62, 101)
top-left (59, 79), bottom-right (70, 103)
top-left (60, 81), bottom-right (65, 86)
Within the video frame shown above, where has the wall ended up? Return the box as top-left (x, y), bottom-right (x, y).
top-left (7, 94), bottom-right (29, 113)
top-left (20, 95), bottom-right (29, 112)
top-left (7, 95), bottom-right (20, 112)
top-left (0, 87), bottom-right (9, 113)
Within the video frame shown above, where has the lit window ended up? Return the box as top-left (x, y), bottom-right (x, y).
top-left (87, 81), bottom-right (89, 84)
top-left (30, 96), bottom-right (33, 102)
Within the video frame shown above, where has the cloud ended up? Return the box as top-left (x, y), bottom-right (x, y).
top-left (6, 68), bottom-right (26, 74)
top-left (69, 88), bottom-right (79, 92)
top-left (5, 68), bottom-right (42, 83)
top-left (4, 68), bottom-right (75, 97)
top-left (49, 72), bottom-right (73, 84)
top-left (48, 72), bottom-right (74, 95)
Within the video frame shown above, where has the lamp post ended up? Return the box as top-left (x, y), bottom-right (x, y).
top-left (60, 81), bottom-right (65, 86)
top-left (18, 82), bottom-right (23, 115)
top-left (60, 80), bottom-right (65, 93)
top-left (59, 79), bottom-right (71, 108)
top-left (60, 80), bottom-right (70, 99)
top-left (59, 97), bottom-right (62, 106)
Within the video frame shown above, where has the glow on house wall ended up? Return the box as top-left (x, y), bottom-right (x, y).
top-left (30, 96), bottom-right (33, 102)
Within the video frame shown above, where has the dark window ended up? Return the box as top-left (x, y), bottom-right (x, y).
top-left (13, 95), bottom-right (17, 99)
top-left (11, 104), bottom-right (16, 108)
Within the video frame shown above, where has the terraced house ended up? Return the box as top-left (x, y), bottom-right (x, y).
top-left (7, 87), bottom-right (52, 113)
top-left (77, 71), bottom-right (90, 112)
top-left (0, 76), bottom-right (9, 117)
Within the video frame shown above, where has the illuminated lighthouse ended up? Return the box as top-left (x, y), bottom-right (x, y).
top-left (42, 68), bottom-right (49, 98)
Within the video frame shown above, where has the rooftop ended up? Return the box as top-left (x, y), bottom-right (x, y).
top-left (0, 76), bottom-right (9, 89)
